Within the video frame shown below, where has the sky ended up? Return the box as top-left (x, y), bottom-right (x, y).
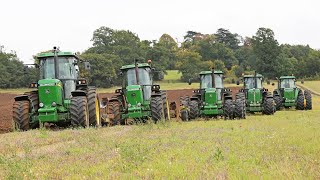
top-left (0, 0), bottom-right (319, 63)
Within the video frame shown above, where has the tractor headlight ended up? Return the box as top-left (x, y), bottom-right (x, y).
top-left (137, 103), bottom-right (141, 107)
top-left (128, 103), bottom-right (131, 107)
top-left (39, 103), bottom-right (44, 108)
top-left (52, 102), bottom-right (57, 107)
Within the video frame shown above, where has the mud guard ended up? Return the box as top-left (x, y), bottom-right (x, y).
top-left (71, 90), bottom-right (87, 97)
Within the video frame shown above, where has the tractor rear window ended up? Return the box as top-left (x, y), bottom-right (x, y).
top-left (280, 79), bottom-right (295, 88)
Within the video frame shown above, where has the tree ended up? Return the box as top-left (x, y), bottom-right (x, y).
top-left (215, 28), bottom-right (241, 50)
top-left (252, 28), bottom-right (281, 78)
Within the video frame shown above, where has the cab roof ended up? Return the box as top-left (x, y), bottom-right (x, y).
top-left (244, 74), bottom-right (263, 78)
top-left (37, 51), bottom-right (79, 59)
top-left (199, 70), bottom-right (223, 75)
top-left (120, 63), bottom-right (151, 70)
top-left (279, 76), bottom-right (295, 79)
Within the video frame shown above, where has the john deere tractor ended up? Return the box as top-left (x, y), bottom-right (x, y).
top-left (106, 60), bottom-right (168, 125)
top-left (273, 76), bottom-right (312, 110)
top-left (236, 72), bottom-right (275, 115)
top-left (182, 69), bottom-right (245, 120)
top-left (12, 47), bottom-right (100, 130)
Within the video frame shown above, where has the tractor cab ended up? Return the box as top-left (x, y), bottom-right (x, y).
top-left (279, 76), bottom-right (296, 89)
top-left (243, 74), bottom-right (263, 90)
top-left (37, 51), bottom-right (80, 100)
top-left (120, 63), bottom-right (153, 102)
top-left (199, 70), bottom-right (224, 101)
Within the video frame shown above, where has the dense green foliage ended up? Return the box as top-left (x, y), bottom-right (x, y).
top-left (0, 48), bottom-right (37, 88)
top-left (1, 26), bottom-right (320, 88)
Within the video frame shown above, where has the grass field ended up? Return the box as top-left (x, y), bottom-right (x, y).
top-left (1, 72), bottom-right (320, 178)
top-left (297, 81), bottom-right (320, 93)
top-left (1, 96), bottom-right (319, 179)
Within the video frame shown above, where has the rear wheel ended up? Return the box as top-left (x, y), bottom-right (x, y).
top-left (263, 98), bottom-right (274, 115)
top-left (234, 99), bottom-right (245, 119)
top-left (273, 95), bottom-right (282, 110)
top-left (189, 100), bottom-right (199, 120)
top-left (151, 96), bottom-right (163, 123)
top-left (304, 90), bottom-right (312, 110)
top-left (223, 99), bottom-right (234, 119)
top-left (70, 96), bottom-right (89, 128)
top-left (87, 89), bottom-right (101, 127)
top-left (12, 101), bottom-right (30, 131)
top-left (296, 91), bottom-right (304, 110)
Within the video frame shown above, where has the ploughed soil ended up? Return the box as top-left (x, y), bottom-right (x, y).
top-left (0, 87), bottom-right (241, 134)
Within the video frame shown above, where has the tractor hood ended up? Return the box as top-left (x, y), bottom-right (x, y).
top-left (126, 85), bottom-right (144, 107)
top-left (284, 88), bottom-right (295, 100)
top-left (37, 79), bottom-right (64, 122)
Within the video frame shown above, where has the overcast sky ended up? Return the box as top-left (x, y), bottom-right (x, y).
top-left (0, 0), bottom-right (319, 63)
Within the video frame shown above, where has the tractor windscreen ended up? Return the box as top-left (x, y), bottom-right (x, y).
top-left (280, 79), bottom-right (296, 88)
top-left (40, 57), bottom-right (77, 99)
top-left (40, 57), bottom-right (77, 79)
top-left (200, 74), bottom-right (223, 89)
top-left (126, 67), bottom-right (152, 100)
top-left (244, 77), bottom-right (262, 89)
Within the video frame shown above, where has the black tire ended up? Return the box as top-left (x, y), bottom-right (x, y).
top-left (87, 89), bottom-right (101, 127)
top-left (263, 98), bottom-right (274, 115)
top-left (180, 109), bottom-right (189, 121)
top-left (273, 95), bottom-right (282, 111)
top-left (25, 91), bottom-right (39, 128)
top-left (236, 92), bottom-right (246, 102)
top-left (70, 96), bottom-right (89, 128)
top-left (304, 90), bottom-right (312, 110)
top-left (296, 91), bottom-right (304, 110)
top-left (108, 101), bottom-right (123, 125)
top-left (151, 96), bottom-right (163, 123)
top-left (161, 92), bottom-right (169, 120)
top-left (12, 101), bottom-right (30, 131)
top-left (189, 100), bottom-right (199, 119)
top-left (223, 99), bottom-right (234, 119)
top-left (234, 99), bottom-right (246, 119)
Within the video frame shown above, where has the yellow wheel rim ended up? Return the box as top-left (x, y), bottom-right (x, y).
top-left (96, 97), bottom-right (101, 126)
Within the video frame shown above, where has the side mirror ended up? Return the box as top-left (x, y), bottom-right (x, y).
top-left (188, 79), bottom-right (192, 85)
top-left (118, 71), bottom-right (123, 76)
top-left (84, 62), bottom-right (91, 70)
top-left (236, 81), bottom-right (240, 85)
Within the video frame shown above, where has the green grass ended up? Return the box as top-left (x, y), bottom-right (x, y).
top-left (297, 81), bottom-right (320, 93)
top-left (1, 96), bottom-right (320, 179)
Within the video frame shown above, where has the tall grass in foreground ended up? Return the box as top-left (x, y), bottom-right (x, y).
top-left (0, 96), bottom-right (320, 178)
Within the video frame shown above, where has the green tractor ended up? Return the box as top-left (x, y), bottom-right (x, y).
top-left (181, 69), bottom-right (246, 120)
top-left (13, 47), bottom-right (101, 130)
top-left (273, 76), bottom-right (312, 110)
top-left (105, 60), bottom-right (168, 125)
top-left (236, 72), bottom-right (275, 115)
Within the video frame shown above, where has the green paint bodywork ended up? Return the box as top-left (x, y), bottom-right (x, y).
top-left (247, 89), bottom-right (262, 112)
top-left (198, 71), bottom-right (224, 116)
top-left (119, 64), bottom-right (153, 120)
top-left (275, 76), bottom-right (300, 108)
top-left (37, 79), bottom-right (70, 123)
top-left (27, 51), bottom-right (81, 124)
top-left (122, 85), bottom-right (151, 119)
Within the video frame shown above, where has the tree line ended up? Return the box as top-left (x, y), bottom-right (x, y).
top-left (1, 26), bottom-right (320, 88)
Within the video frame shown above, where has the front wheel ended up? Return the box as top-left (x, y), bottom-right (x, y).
top-left (223, 99), bottom-right (234, 119)
top-left (296, 91), bottom-right (304, 110)
top-left (234, 99), bottom-right (246, 119)
top-left (273, 95), bottom-right (282, 110)
top-left (189, 100), bottom-right (199, 120)
top-left (263, 98), bottom-right (274, 115)
top-left (151, 96), bottom-right (164, 123)
top-left (70, 96), bottom-right (89, 128)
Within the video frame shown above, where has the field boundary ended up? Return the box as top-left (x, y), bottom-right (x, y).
top-left (297, 84), bottom-right (320, 96)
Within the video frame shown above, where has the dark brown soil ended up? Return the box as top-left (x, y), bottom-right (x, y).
top-left (0, 87), bottom-right (241, 134)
